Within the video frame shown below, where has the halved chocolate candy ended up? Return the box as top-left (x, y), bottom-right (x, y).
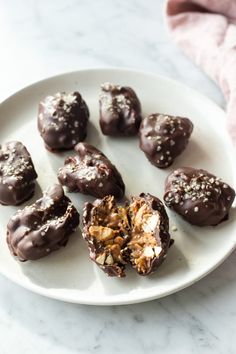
top-left (58, 142), bottom-right (125, 200)
top-left (83, 196), bottom-right (130, 277)
top-left (164, 167), bottom-right (235, 226)
top-left (38, 91), bottom-right (89, 151)
top-left (82, 193), bottom-right (171, 277)
top-left (126, 193), bottom-right (170, 276)
top-left (139, 114), bottom-right (193, 168)
top-left (7, 184), bottom-right (80, 261)
top-left (99, 83), bottom-right (142, 136)
top-left (0, 141), bottom-right (37, 205)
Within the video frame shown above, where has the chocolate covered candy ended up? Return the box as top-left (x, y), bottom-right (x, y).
top-left (139, 114), bottom-right (193, 168)
top-left (0, 141), bottom-right (37, 205)
top-left (58, 142), bottom-right (125, 199)
top-left (127, 193), bottom-right (170, 275)
top-left (99, 83), bottom-right (142, 136)
top-left (83, 196), bottom-right (129, 277)
top-left (164, 167), bottom-right (235, 226)
top-left (83, 193), bottom-right (171, 277)
top-left (7, 184), bottom-right (80, 261)
top-left (38, 91), bottom-right (89, 151)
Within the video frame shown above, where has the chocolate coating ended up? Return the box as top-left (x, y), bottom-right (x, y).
top-left (0, 141), bottom-right (37, 205)
top-left (38, 91), bottom-right (89, 151)
top-left (164, 167), bottom-right (235, 226)
top-left (99, 83), bottom-right (142, 136)
top-left (139, 114), bottom-right (193, 168)
top-left (58, 142), bottom-right (125, 199)
top-left (82, 193), bottom-right (171, 277)
top-left (7, 184), bottom-right (80, 261)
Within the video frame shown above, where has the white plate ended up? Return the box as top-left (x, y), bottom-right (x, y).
top-left (0, 68), bottom-right (235, 305)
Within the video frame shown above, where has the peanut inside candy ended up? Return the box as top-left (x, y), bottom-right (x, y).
top-left (83, 194), bottom-right (170, 277)
top-left (128, 199), bottom-right (162, 275)
top-left (88, 197), bottom-right (130, 273)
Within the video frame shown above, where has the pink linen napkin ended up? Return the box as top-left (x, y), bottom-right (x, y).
top-left (165, 0), bottom-right (236, 144)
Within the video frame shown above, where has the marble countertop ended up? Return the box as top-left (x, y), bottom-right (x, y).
top-left (0, 0), bottom-right (235, 353)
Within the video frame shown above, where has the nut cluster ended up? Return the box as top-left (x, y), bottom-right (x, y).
top-left (83, 194), bottom-right (171, 277)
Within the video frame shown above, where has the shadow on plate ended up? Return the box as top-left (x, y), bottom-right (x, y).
top-left (95, 242), bottom-right (189, 296)
top-left (86, 121), bottom-right (102, 147)
top-left (32, 181), bottom-right (43, 201)
top-left (144, 242), bottom-right (189, 281)
top-left (174, 205), bottom-right (236, 247)
top-left (19, 228), bottom-right (95, 291)
top-left (169, 138), bottom-right (209, 170)
top-left (44, 149), bottom-right (70, 175)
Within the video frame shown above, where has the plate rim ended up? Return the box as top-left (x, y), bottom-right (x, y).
top-left (1, 243), bottom-right (236, 305)
top-left (0, 66), bottom-right (235, 305)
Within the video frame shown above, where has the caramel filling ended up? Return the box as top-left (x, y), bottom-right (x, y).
top-left (88, 196), bottom-right (162, 273)
top-left (128, 200), bottom-right (161, 274)
top-left (89, 197), bottom-right (129, 266)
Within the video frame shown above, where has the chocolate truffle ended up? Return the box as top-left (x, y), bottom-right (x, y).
top-left (58, 142), bottom-right (125, 199)
top-left (0, 141), bottom-right (37, 205)
top-left (82, 193), bottom-right (171, 277)
top-left (139, 114), bottom-right (193, 168)
top-left (38, 91), bottom-right (89, 151)
top-left (7, 184), bottom-right (80, 261)
top-left (99, 82), bottom-right (142, 136)
top-left (164, 167), bottom-right (235, 226)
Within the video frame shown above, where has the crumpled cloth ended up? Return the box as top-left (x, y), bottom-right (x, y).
top-left (165, 0), bottom-right (236, 144)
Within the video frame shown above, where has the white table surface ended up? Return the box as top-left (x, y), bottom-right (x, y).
top-left (0, 1), bottom-right (235, 353)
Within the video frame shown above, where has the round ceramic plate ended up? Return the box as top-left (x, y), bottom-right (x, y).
top-left (0, 68), bottom-right (235, 305)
